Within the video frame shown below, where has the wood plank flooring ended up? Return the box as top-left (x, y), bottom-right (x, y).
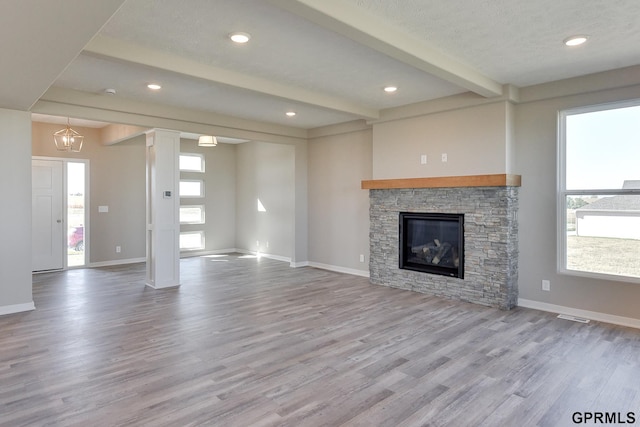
top-left (1, 254), bottom-right (640, 426)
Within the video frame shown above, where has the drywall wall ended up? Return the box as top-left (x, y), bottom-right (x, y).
top-left (308, 128), bottom-right (372, 273)
top-left (235, 141), bottom-right (295, 259)
top-left (515, 83), bottom-right (640, 320)
top-left (179, 139), bottom-right (236, 252)
top-left (31, 122), bottom-right (146, 264)
top-left (0, 109), bottom-right (33, 312)
top-left (372, 101), bottom-right (510, 179)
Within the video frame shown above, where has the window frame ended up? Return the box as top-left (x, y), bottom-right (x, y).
top-left (179, 179), bottom-right (205, 198)
top-left (179, 230), bottom-right (205, 251)
top-left (179, 153), bottom-right (205, 173)
top-left (557, 99), bottom-right (640, 283)
top-left (179, 205), bottom-right (205, 225)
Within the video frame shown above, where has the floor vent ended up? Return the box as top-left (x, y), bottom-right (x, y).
top-left (557, 314), bottom-right (590, 323)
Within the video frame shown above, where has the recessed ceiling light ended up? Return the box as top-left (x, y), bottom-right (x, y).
top-left (229, 32), bottom-right (251, 44)
top-left (147, 83), bottom-right (162, 90)
top-left (384, 86), bottom-right (398, 93)
top-left (564, 35), bottom-right (589, 46)
top-left (286, 111), bottom-right (296, 117)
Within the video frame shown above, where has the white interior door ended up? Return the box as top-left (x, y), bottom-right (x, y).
top-left (32, 159), bottom-right (64, 271)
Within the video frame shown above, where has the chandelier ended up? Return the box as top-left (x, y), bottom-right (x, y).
top-left (53, 118), bottom-right (84, 152)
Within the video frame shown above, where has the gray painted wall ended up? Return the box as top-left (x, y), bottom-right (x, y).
top-left (308, 128), bottom-right (372, 272)
top-left (515, 84), bottom-right (640, 319)
top-left (32, 122), bottom-right (146, 264)
top-left (0, 109), bottom-right (32, 309)
top-left (236, 141), bottom-right (295, 259)
top-left (179, 139), bottom-right (236, 253)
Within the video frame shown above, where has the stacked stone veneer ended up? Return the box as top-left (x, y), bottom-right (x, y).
top-left (369, 186), bottom-right (519, 309)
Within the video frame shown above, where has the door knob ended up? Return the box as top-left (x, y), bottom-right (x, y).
top-left (56, 219), bottom-right (62, 223)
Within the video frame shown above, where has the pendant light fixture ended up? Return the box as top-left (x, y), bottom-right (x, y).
top-left (198, 135), bottom-right (217, 147)
top-left (53, 118), bottom-right (84, 152)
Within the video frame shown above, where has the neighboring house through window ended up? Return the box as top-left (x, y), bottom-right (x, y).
top-left (559, 101), bottom-right (640, 281)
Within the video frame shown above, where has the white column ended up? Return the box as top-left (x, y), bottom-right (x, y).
top-left (145, 129), bottom-right (180, 289)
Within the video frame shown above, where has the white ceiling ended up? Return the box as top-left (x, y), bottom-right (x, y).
top-left (4, 0), bottom-right (640, 131)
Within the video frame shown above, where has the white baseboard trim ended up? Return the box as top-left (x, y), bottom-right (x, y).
top-left (145, 281), bottom-right (180, 290)
top-left (234, 249), bottom-right (292, 264)
top-left (90, 257), bottom-right (146, 268)
top-left (290, 261), bottom-right (309, 268)
top-left (0, 301), bottom-right (35, 316)
top-left (181, 248), bottom-right (238, 258)
top-left (307, 262), bottom-right (370, 278)
top-left (518, 298), bottom-right (640, 330)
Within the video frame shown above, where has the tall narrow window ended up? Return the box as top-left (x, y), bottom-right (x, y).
top-left (67, 161), bottom-right (87, 267)
top-left (559, 101), bottom-right (640, 281)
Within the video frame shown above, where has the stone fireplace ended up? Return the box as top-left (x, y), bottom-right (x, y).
top-left (362, 174), bottom-right (520, 310)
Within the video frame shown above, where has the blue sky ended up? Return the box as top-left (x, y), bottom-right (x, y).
top-left (566, 104), bottom-right (640, 190)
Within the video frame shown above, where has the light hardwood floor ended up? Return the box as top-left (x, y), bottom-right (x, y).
top-left (2, 254), bottom-right (639, 426)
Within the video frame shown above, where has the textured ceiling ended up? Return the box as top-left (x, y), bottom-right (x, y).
top-left (6, 0), bottom-right (640, 131)
top-left (346, 0), bottom-right (640, 86)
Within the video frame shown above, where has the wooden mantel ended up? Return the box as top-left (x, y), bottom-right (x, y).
top-left (361, 174), bottom-right (521, 190)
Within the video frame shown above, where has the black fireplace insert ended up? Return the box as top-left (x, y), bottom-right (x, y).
top-left (399, 212), bottom-right (464, 278)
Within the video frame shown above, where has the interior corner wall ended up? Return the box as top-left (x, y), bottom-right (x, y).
top-left (31, 122), bottom-right (146, 264)
top-left (514, 83), bottom-right (640, 320)
top-left (235, 141), bottom-right (295, 259)
top-left (372, 101), bottom-right (510, 179)
top-left (0, 109), bottom-right (33, 310)
top-left (308, 128), bottom-right (372, 273)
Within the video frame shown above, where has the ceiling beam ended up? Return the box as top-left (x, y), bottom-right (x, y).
top-left (34, 87), bottom-right (309, 144)
top-left (84, 35), bottom-right (379, 120)
top-left (270, 0), bottom-right (503, 98)
top-left (0, 0), bottom-right (126, 111)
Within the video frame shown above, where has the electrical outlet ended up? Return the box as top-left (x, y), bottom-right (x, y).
top-left (116, 246), bottom-right (121, 253)
top-left (420, 154), bottom-right (427, 164)
top-left (542, 280), bottom-right (550, 291)
top-left (441, 153), bottom-right (448, 162)
top-left (359, 254), bottom-right (365, 263)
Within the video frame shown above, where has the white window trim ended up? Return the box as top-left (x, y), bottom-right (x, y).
top-left (180, 205), bottom-right (205, 224)
top-left (557, 99), bottom-right (640, 283)
top-left (179, 153), bottom-right (205, 173)
top-left (180, 230), bottom-right (205, 251)
top-left (179, 179), bottom-right (205, 198)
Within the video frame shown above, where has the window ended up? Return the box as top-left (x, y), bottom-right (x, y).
top-left (179, 153), bottom-right (204, 172)
top-left (180, 205), bottom-right (205, 224)
top-left (179, 180), bottom-right (204, 198)
top-left (559, 101), bottom-right (640, 281)
top-left (180, 231), bottom-right (205, 250)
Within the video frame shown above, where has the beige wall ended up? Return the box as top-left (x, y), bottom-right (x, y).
top-left (308, 128), bottom-right (372, 272)
top-left (236, 141), bottom-right (295, 259)
top-left (372, 101), bottom-right (511, 179)
top-left (179, 139), bottom-right (236, 252)
top-left (515, 83), bottom-right (640, 319)
top-left (32, 122), bottom-right (146, 264)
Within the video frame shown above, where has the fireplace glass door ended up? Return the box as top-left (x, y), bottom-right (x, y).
top-left (399, 212), bottom-right (464, 278)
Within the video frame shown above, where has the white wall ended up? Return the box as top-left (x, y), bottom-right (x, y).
top-left (235, 141), bottom-right (295, 260)
top-left (308, 127), bottom-right (372, 273)
top-left (0, 109), bottom-right (33, 313)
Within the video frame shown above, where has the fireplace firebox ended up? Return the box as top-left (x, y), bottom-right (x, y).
top-left (399, 212), bottom-right (464, 278)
